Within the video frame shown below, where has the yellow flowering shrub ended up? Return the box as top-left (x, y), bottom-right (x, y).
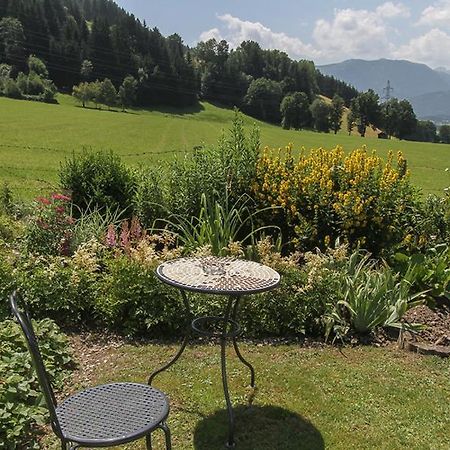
top-left (253, 145), bottom-right (417, 254)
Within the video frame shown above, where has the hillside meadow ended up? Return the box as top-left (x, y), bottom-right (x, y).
top-left (0, 95), bottom-right (448, 199)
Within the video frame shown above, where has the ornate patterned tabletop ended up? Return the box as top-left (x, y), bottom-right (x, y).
top-left (156, 256), bottom-right (280, 295)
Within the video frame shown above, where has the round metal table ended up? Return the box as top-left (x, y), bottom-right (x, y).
top-left (150, 256), bottom-right (280, 448)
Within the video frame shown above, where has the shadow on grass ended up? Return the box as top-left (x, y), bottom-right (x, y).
top-left (193, 405), bottom-right (324, 450)
top-left (74, 105), bottom-right (139, 114)
top-left (145, 102), bottom-right (205, 115)
top-left (74, 102), bottom-right (207, 116)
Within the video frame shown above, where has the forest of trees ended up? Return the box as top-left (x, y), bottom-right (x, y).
top-left (0, 0), bottom-right (197, 105)
top-left (0, 0), bottom-right (357, 110)
top-left (1, 0), bottom-right (448, 142)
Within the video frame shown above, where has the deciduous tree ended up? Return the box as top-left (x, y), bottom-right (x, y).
top-left (439, 125), bottom-right (450, 144)
top-left (27, 55), bottom-right (49, 79)
top-left (80, 60), bottom-right (93, 81)
top-left (98, 78), bottom-right (117, 109)
top-left (350, 90), bottom-right (381, 137)
top-left (280, 92), bottom-right (311, 130)
top-left (381, 98), bottom-right (417, 139)
top-left (310, 98), bottom-right (332, 132)
top-left (118, 75), bottom-right (138, 111)
top-left (244, 78), bottom-right (283, 123)
top-left (0, 17), bottom-right (25, 67)
top-left (73, 82), bottom-right (92, 107)
top-left (330, 94), bottom-right (345, 134)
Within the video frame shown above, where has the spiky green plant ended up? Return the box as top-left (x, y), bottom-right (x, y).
top-left (156, 193), bottom-right (279, 256)
top-left (326, 250), bottom-right (426, 339)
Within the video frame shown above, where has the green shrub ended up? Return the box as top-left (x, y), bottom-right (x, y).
top-left (41, 79), bottom-right (57, 103)
top-left (99, 254), bottom-right (184, 335)
top-left (3, 78), bottom-right (22, 99)
top-left (27, 72), bottom-right (45, 96)
top-left (8, 231), bottom-right (339, 338)
top-left (0, 214), bottom-right (21, 244)
top-left (0, 318), bottom-right (72, 449)
top-left (99, 249), bottom-right (335, 338)
top-left (16, 72), bottom-right (29, 94)
top-left (24, 194), bottom-right (74, 256)
top-left (59, 150), bottom-right (135, 215)
top-left (239, 266), bottom-right (334, 337)
top-left (14, 248), bottom-right (100, 325)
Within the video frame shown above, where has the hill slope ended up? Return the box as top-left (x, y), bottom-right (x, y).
top-left (0, 95), bottom-right (448, 198)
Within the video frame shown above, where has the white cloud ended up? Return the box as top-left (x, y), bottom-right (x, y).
top-left (199, 28), bottom-right (223, 42)
top-left (312, 6), bottom-right (397, 62)
top-left (198, 8), bottom-right (396, 63)
top-left (194, 3), bottom-right (450, 68)
top-left (418, 1), bottom-right (450, 26)
top-left (394, 28), bottom-right (450, 68)
top-left (376, 2), bottom-right (410, 18)
top-left (209, 13), bottom-right (320, 60)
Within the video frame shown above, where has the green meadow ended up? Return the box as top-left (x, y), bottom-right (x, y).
top-left (0, 94), bottom-right (448, 198)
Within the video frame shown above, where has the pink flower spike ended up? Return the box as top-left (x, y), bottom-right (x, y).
top-left (105, 224), bottom-right (117, 248)
top-left (36, 197), bottom-right (51, 205)
top-left (51, 193), bottom-right (71, 201)
top-left (120, 221), bottom-right (130, 251)
top-left (130, 216), bottom-right (142, 241)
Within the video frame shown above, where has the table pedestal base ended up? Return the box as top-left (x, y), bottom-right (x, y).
top-left (148, 292), bottom-right (255, 448)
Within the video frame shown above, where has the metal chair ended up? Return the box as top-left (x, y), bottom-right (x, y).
top-left (9, 291), bottom-right (171, 450)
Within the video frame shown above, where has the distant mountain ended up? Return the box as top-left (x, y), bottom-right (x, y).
top-left (435, 66), bottom-right (450, 75)
top-left (409, 91), bottom-right (450, 123)
top-left (318, 58), bottom-right (450, 99)
top-left (318, 58), bottom-right (450, 121)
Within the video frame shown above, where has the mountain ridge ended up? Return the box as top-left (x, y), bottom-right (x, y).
top-left (318, 58), bottom-right (450, 98)
top-left (318, 58), bottom-right (450, 122)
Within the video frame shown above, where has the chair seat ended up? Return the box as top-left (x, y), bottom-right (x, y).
top-left (56, 382), bottom-right (169, 446)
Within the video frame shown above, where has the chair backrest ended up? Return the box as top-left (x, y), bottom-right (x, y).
top-left (9, 291), bottom-right (63, 438)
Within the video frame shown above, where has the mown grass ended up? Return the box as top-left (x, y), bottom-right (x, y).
top-left (43, 342), bottom-right (450, 449)
top-left (1, 95), bottom-right (449, 199)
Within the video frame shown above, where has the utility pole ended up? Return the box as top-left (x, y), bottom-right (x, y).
top-left (383, 80), bottom-right (394, 102)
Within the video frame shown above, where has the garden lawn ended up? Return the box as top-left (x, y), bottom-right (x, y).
top-left (1, 95), bottom-right (449, 199)
top-left (43, 341), bottom-right (450, 450)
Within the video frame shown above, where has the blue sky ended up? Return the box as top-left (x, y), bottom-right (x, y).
top-left (114, 1), bottom-right (450, 68)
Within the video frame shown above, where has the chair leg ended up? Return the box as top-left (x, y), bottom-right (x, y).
top-left (160, 422), bottom-right (172, 450)
top-left (63, 442), bottom-right (78, 450)
top-left (146, 433), bottom-right (152, 450)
